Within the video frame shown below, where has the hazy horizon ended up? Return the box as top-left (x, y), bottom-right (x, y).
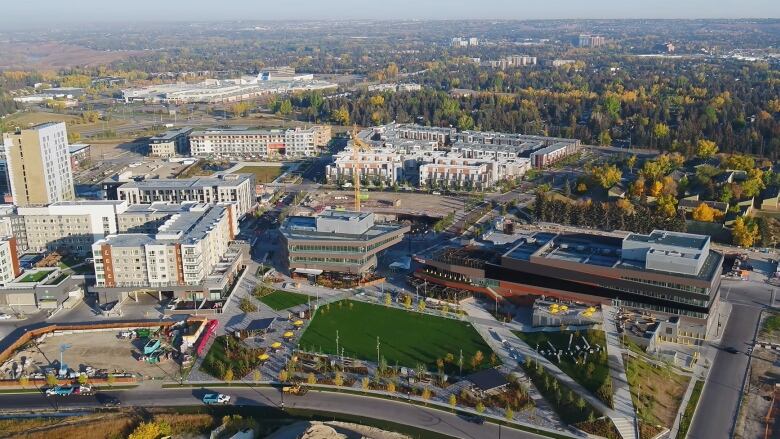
top-left (4, 0), bottom-right (780, 26)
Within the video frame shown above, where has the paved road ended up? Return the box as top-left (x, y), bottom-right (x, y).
top-left (0, 387), bottom-right (561, 439)
top-left (688, 281), bottom-right (768, 439)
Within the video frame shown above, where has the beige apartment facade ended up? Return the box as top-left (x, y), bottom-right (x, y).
top-left (2, 122), bottom-right (75, 206)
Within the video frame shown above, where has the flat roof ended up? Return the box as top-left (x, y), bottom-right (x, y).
top-left (466, 368), bottom-right (508, 391)
top-left (504, 231), bottom-right (720, 281)
top-left (119, 174), bottom-right (251, 190)
top-left (150, 127), bottom-right (192, 142)
top-left (625, 230), bottom-right (709, 250)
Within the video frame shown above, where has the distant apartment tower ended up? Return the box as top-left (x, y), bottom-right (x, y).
top-left (578, 34), bottom-right (606, 48)
top-left (451, 37), bottom-right (478, 48)
top-left (2, 122), bottom-right (75, 206)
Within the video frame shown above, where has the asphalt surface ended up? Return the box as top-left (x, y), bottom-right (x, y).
top-left (0, 387), bottom-right (558, 439)
top-left (688, 282), bottom-right (770, 439)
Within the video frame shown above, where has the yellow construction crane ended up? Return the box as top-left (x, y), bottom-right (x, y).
top-left (351, 125), bottom-right (372, 212)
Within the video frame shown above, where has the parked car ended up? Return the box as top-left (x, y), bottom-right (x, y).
top-left (0, 314), bottom-right (11, 320)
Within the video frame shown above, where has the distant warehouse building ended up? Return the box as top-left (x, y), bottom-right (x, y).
top-left (280, 210), bottom-right (409, 276)
top-left (114, 174), bottom-right (256, 219)
top-left (189, 125), bottom-right (331, 158)
top-left (417, 230), bottom-right (722, 341)
top-left (148, 127), bottom-right (193, 158)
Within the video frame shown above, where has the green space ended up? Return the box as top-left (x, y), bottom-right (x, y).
top-left (201, 335), bottom-right (264, 380)
top-left (233, 164), bottom-right (285, 183)
top-left (299, 300), bottom-right (494, 373)
top-left (19, 270), bottom-right (54, 283)
top-left (760, 311), bottom-right (780, 344)
top-left (514, 330), bottom-right (612, 406)
top-left (178, 159), bottom-right (230, 178)
top-left (624, 352), bottom-right (689, 437)
top-left (676, 380), bottom-right (704, 439)
top-left (520, 357), bottom-right (618, 437)
top-left (257, 290), bottom-right (311, 310)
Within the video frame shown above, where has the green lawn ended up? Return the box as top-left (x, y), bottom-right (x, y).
top-left (234, 165), bottom-right (285, 183)
top-left (299, 300), bottom-right (494, 373)
top-left (19, 270), bottom-right (54, 283)
top-left (676, 380), bottom-right (704, 439)
top-left (514, 330), bottom-right (612, 406)
top-left (258, 290), bottom-right (311, 310)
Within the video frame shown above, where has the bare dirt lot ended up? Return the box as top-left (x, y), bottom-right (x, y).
top-left (5, 330), bottom-right (180, 380)
top-left (735, 347), bottom-right (780, 439)
top-left (308, 190), bottom-right (467, 218)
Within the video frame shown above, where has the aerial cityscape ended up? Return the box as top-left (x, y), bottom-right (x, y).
top-left (1, 2), bottom-right (780, 439)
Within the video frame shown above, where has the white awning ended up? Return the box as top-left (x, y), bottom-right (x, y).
top-left (294, 268), bottom-right (324, 275)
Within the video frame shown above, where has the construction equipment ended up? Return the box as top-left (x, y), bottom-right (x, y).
top-left (350, 126), bottom-right (372, 212)
top-left (282, 383), bottom-right (309, 396)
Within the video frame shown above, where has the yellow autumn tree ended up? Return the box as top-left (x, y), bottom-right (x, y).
top-left (691, 203), bottom-right (720, 222)
top-left (732, 217), bottom-right (759, 247)
top-left (696, 139), bottom-right (718, 159)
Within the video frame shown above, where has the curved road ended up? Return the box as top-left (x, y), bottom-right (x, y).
top-left (0, 386), bottom-right (566, 439)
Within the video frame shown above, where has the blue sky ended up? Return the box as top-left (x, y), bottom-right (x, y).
top-left (5, 0), bottom-right (779, 23)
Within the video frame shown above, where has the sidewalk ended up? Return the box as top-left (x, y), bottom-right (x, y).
top-left (601, 305), bottom-right (637, 439)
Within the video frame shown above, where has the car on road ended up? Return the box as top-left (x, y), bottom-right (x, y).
top-left (458, 413), bottom-right (485, 425)
top-left (724, 346), bottom-right (739, 354)
top-left (0, 313), bottom-right (11, 320)
top-left (96, 393), bottom-right (121, 407)
top-left (202, 393), bottom-right (231, 404)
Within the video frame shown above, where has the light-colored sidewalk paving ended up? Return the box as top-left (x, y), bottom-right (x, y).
top-left (601, 305), bottom-right (637, 439)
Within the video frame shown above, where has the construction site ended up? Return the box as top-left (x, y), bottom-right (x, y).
top-left (0, 319), bottom-right (214, 385)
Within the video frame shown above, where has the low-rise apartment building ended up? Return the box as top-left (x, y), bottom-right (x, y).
top-left (327, 124), bottom-right (564, 188)
top-left (189, 125), bottom-right (331, 158)
top-left (148, 127), bottom-right (193, 158)
top-left (529, 142), bottom-right (580, 168)
top-left (115, 174), bottom-right (255, 219)
top-left (14, 201), bottom-right (128, 256)
top-left (92, 203), bottom-right (244, 300)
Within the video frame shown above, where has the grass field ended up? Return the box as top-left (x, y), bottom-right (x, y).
top-left (299, 300), bottom-right (494, 373)
top-left (514, 330), bottom-right (612, 406)
top-left (233, 165), bottom-right (285, 183)
top-left (258, 290), bottom-right (311, 310)
top-left (3, 111), bottom-right (127, 135)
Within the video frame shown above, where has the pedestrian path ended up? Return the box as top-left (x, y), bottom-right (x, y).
top-left (601, 305), bottom-right (637, 439)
